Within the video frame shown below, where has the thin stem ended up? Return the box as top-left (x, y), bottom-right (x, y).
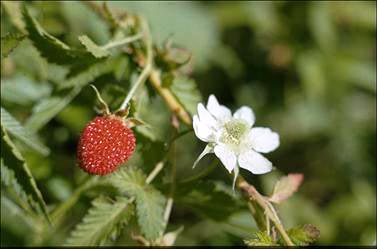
top-left (146, 161), bottom-right (164, 184)
top-left (101, 33), bottom-right (143, 50)
top-left (266, 213), bottom-right (271, 236)
top-left (237, 176), bottom-right (294, 246)
top-left (117, 17), bottom-right (153, 112)
top-left (163, 197), bottom-right (174, 225)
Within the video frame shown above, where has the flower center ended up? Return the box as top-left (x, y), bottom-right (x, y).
top-left (219, 119), bottom-right (249, 151)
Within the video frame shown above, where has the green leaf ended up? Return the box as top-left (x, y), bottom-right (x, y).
top-left (176, 180), bottom-right (242, 221)
top-left (1, 74), bottom-right (52, 106)
top-left (0, 125), bottom-right (50, 223)
top-left (1, 162), bottom-right (36, 214)
top-left (1, 1), bottom-right (26, 32)
top-left (25, 58), bottom-right (118, 132)
top-left (78, 35), bottom-right (110, 58)
top-left (244, 231), bottom-right (278, 246)
top-left (170, 75), bottom-right (202, 115)
top-left (134, 89), bottom-right (171, 141)
top-left (285, 224), bottom-right (320, 246)
top-left (1, 32), bottom-right (25, 58)
top-left (23, 6), bottom-right (94, 65)
top-left (1, 107), bottom-right (50, 156)
top-left (58, 58), bottom-right (119, 89)
top-left (109, 167), bottom-right (166, 241)
top-left (0, 195), bottom-right (39, 241)
top-left (24, 87), bottom-right (81, 132)
top-left (65, 196), bottom-right (133, 246)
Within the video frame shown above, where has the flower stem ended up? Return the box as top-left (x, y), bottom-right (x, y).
top-left (237, 176), bottom-right (294, 246)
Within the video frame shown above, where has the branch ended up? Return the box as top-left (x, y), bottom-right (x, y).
top-left (237, 176), bottom-right (294, 246)
top-left (148, 70), bottom-right (192, 125)
top-left (118, 17), bottom-right (153, 111)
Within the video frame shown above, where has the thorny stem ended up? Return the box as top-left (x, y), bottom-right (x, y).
top-left (237, 176), bottom-right (294, 246)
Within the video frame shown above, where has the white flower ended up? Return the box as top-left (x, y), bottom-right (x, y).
top-left (193, 95), bottom-right (279, 188)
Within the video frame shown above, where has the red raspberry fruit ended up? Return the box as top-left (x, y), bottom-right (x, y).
top-left (77, 115), bottom-right (136, 175)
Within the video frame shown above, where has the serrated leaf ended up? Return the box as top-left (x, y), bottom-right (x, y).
top-left (78, 35), bottom-right (110, 58)
top-left (1, 1), bottom-right (26, 32)
top-left (285, 224), bottom-right (320, 246)
top-left (58, 58), bottom-right (119, 89)
top-left (1, 195), bottom-right (39, 240)
top-left (25, 58), bottom-right (118, 132)
top-left (66, 196), bottom-right (133, 246)
top-left (1, 162), bottom-right (36, 214)
top-left (244, 231), bottom-right (278, 246)
top-left (109, 167), bottom-right (166, 241)
top-left (170, 75), bottom-right (202, 115)
top-left (1, 107), bottom-right (50, 156)
top-left (23, 6), bottom-right (95, 65)
top-left (24, 87), bottom-right (81, 132)
top-left (1, 32), bottom-right (25, 58)
top-left (0, 125), bottom-right (50, 223)
top-left (1, 74), bottom-right (52, 106)
top-left (135, 89), bottom-right (171, 142)
top-left (269, 173), bottom-right (304, 204)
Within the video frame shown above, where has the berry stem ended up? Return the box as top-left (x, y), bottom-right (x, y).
top-left (117, 16), bottom-right (153, 112)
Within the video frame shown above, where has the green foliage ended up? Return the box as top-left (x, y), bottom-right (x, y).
top-left (1, 1), bottom-right (375, 246)
top-left (1, 1), bottom-right (25, 32)
top-left (58, 58), bottom-right (120, 90)
top-left (1, 75), bottom-right (52, 106)
top-left (244, 231), bottom-right (277, 246)
top-left (1, 107), bottom-right (49, 155)
top-left (24, 87), bottom-right (82, 132)
top-left (109, 167), bottom-right (166, 241)
top-left (285, 224), bottom-right (320, 246)
top-left (66, 196), bottom-right (133, 246)
top-left (170, 75), bottom-right (202, 115)
top-left (78, 35), bottom-right (110, 58)
top-left (1, 32), bottom-right (25, 58)
top-left (176, 180), bottom-right (242, 221)
top-left (1, 162), bottom-right (35, 214)
top-left (0, 125), bottom-right (50, 223)
top-left (23, 6), bottom-right (94, 65)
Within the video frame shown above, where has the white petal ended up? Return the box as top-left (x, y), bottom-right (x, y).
top-left (233, 106), bottom-right (255, 126)
top-left (207, 95), bottom-right (221, 115)
top-left (206, 95), bottom-right (232, 122)
top-left (197, 103), bottom-right (217, 129)
top-left (238, 149), bottom-right (272, 174)
top-left (249, 127), bottom-right (279, 153)
top-left (214, 144), bottom-right (237, 173)
top-left (193, 115), bottom-right (215, 142)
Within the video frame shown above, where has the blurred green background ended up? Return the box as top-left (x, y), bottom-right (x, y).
top-left (1, 1), bottom-right (376, 246)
